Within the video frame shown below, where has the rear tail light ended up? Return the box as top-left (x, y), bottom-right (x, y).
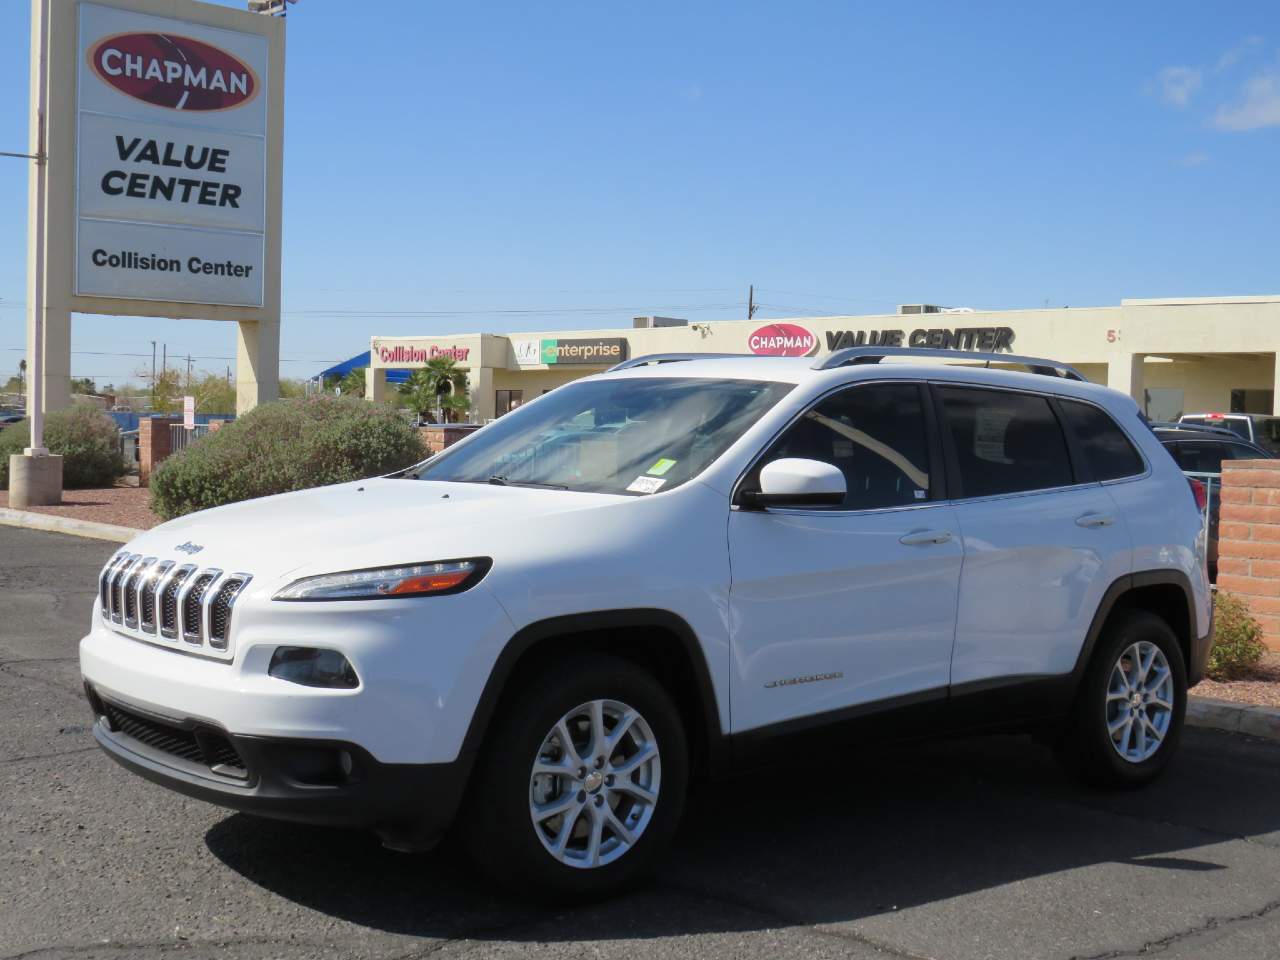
top-left (1188, 477), bottom-right (1207, 512)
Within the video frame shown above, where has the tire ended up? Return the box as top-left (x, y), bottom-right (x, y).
top-left (460, 652), bottom-right (689, 904)
top-left (1058, 610), bottom-right (1188, 788)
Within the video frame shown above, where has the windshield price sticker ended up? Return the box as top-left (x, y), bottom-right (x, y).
top-left (647, 458), bottom-right (677, 476)
top-left (626, 476), bottom-right (666, 494)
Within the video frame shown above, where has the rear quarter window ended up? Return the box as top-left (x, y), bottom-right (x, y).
top-left (1059, 400), bottom-right (1145, 481)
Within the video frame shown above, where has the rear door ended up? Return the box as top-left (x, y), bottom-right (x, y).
top-left (937, 386), bottom-right (1133, 687)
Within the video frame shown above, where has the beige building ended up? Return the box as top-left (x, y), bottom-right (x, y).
top-left (366, 295), bottom-right (1280, 423)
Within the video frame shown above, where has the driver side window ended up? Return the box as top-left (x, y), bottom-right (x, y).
top-left (757, 382), bottom-right (933, 510)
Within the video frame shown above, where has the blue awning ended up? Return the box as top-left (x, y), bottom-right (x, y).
top-left (315, 352), bottom-right (411, 385)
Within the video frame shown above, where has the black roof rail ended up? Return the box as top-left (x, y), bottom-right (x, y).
top-left (606, 353), bottom-right (753, 372)
top-left (811, 346), bottom-right (1088, 381)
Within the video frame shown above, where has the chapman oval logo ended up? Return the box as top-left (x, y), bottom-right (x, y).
top-left (89, 32), bottom-right (258, 112)
top-left (747, 322), bottom-right (817, 357)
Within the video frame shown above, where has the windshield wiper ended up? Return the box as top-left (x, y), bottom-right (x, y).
top-left (487, 475), bottom-right (569, 490)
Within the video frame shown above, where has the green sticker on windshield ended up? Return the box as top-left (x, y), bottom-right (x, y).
top-left (647, 458), bottom-right (677, 476)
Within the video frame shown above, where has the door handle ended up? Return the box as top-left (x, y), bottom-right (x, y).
top-left (1075, 513), bottom-right (1116, 528)
top-left (899, 529), bottom-right (953, 546)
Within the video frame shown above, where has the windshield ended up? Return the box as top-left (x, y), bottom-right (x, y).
top-left (411, 376), bottom-right (793, 495)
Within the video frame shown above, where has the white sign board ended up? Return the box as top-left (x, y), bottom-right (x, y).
top-left (182, 395), bottom-right (195, 429)
top-left (75, 2), bottom-right (269, 307)
top-left (512, 339), bottom-right (542, 366)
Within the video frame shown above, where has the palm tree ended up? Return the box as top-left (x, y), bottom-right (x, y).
top-left (400, 358), bottom-right (470, 422)
top-left (339, 368), bottom-right (366, 397)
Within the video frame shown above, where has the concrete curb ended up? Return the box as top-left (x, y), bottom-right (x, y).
top-left (0, 506), bottom-right (141, 543)
top-left (1188, 696), bottom-right (1280, 742)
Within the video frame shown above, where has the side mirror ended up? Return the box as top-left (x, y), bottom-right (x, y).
top-left (740, 458), bottom-right (846, 509)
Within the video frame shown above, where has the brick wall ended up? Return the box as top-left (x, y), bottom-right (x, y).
top-left (418, 423), bottom-right (483, 455)
top-left (138, 416), bottom-right (180, 486)
top-left (1217, 459), bottom-right (1280, 650)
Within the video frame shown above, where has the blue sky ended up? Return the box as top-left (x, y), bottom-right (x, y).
top-left (2, 1), bottom-right (1278, 386)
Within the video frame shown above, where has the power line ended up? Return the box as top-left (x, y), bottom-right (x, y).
top-left (0, 347), bottom-right (342, 363)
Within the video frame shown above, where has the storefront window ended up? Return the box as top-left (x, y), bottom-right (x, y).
top-left (496, 390), bottom-right (524, 417)
top-left (1143, 388), bottom-right (1184, 423)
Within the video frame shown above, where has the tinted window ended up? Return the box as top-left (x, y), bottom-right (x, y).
top-left (758, 382), bottom-right (932, 510)
top-left (1059, 400), bottom-right (1145, 480)
top-left (1256, 418), bottom-right (1280, 454)
top-left (1167, 441), bottom-right (1227, 474)
top-left (1227, 442), bottom-right (1269, 461)
top-left (939, 387), bottom-right (1073, 497)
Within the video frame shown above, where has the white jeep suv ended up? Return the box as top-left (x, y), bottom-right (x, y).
top-left (80, 347), bottom-right (1212, 901)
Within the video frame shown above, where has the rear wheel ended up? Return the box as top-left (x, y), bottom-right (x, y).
top-left (1058, 610), bottom-right (1187, 787)
top-left (461, 653), bottom-right (688, 903)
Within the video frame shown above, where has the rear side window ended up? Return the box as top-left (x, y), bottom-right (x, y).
top-left (1227, 442), bottom-right (1269, 461)
top-left (1059, 400), bottom-right (1145, 480)
top-left (938, 387), bottom-right (1073, 498)
top-left (1168, 441), bottom-right (1228, 475)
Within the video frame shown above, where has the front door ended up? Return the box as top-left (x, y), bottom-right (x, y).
top-left (728, 381), bottom-right (963, 733)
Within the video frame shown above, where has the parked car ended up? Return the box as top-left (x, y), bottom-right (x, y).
top-left (1152, 426), bottom-right (1275, 581)
top-left (0, 413), bottom-right (24, 429)
top-left (82, 347), bottom-right (1211, 902)
top-left (1178, 412), bottom-right (1280, 454)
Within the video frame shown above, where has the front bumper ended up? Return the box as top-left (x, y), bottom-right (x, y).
top-left (85, 683), bottom-right (468, 850)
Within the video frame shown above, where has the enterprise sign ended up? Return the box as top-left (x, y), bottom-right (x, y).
top-left (74, 3), bottom-right (270, 307)
top-left (514, 338), bottom-right (629, 366)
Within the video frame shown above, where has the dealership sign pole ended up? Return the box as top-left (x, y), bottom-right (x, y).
top-left (28, 0), bottom-right (50, 457)
top-left (14, 0), bottom-right (285, 508)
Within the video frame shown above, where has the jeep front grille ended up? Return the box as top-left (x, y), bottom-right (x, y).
top-left (97, 552), bottom-right (252, 661)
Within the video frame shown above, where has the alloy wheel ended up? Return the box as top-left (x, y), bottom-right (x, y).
top-left (528, 699), bottom-right (661, 869)
top-left (1106, 640), bottom-right (1175, 763)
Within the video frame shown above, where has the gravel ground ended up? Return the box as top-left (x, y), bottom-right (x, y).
top-left (0, 481), bottom-right (162, 529)
top-left (1193, 653), bottom-right (1280, 709)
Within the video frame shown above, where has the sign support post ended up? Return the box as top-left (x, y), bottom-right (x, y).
top-left (11, 0), bottom-right (64, 508)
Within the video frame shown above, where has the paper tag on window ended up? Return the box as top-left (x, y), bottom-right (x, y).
top-left (647, 458), bottom-right (677, 476)
top-left (627, 476), bottom-right (666, 494)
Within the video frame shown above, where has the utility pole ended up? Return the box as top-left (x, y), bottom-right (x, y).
top-left (185, 354), bottom-right (193, 389)
top-left (748, 284), bottom-right (758, 320)
top-left (150, 341), bottom-right (156, 404)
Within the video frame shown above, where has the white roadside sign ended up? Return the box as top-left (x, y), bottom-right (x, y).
top-left (74, 2), bottom-right (270, 307)
top-left (183, 395), bottom-right (195, 430)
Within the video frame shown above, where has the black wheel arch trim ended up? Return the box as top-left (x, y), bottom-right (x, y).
top-left (1070, 567), bottom-right (1207, 686)
top-left (460, 608), bottom-right (728, 774)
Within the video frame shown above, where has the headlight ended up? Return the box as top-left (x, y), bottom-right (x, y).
top-left (273, 559), bottom-right (490, 601)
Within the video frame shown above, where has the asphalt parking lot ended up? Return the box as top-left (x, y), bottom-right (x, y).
top-left (3, 524), bottom-right (1280, 960)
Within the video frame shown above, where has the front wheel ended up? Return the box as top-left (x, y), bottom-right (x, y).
top-left (1058, 610), bottom-right (1188, 787)
top-left (461, 653), bottom-right (689, 903)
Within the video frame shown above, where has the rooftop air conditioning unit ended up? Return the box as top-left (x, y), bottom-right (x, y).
top-left (633, 316), bottom-right (689, 328)
top-left (897, 304), bottom-right (944, 315)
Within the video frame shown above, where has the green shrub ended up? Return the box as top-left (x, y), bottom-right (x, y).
top-left (0, 406), bottom-right (125, 489)
top-left (1207, 591), bottom-right (1267, 680)
top-left (149, 395), bottom-right (426, 520)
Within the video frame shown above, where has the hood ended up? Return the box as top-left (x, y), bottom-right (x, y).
top-left (126, 478), bottom-right (627, 586)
